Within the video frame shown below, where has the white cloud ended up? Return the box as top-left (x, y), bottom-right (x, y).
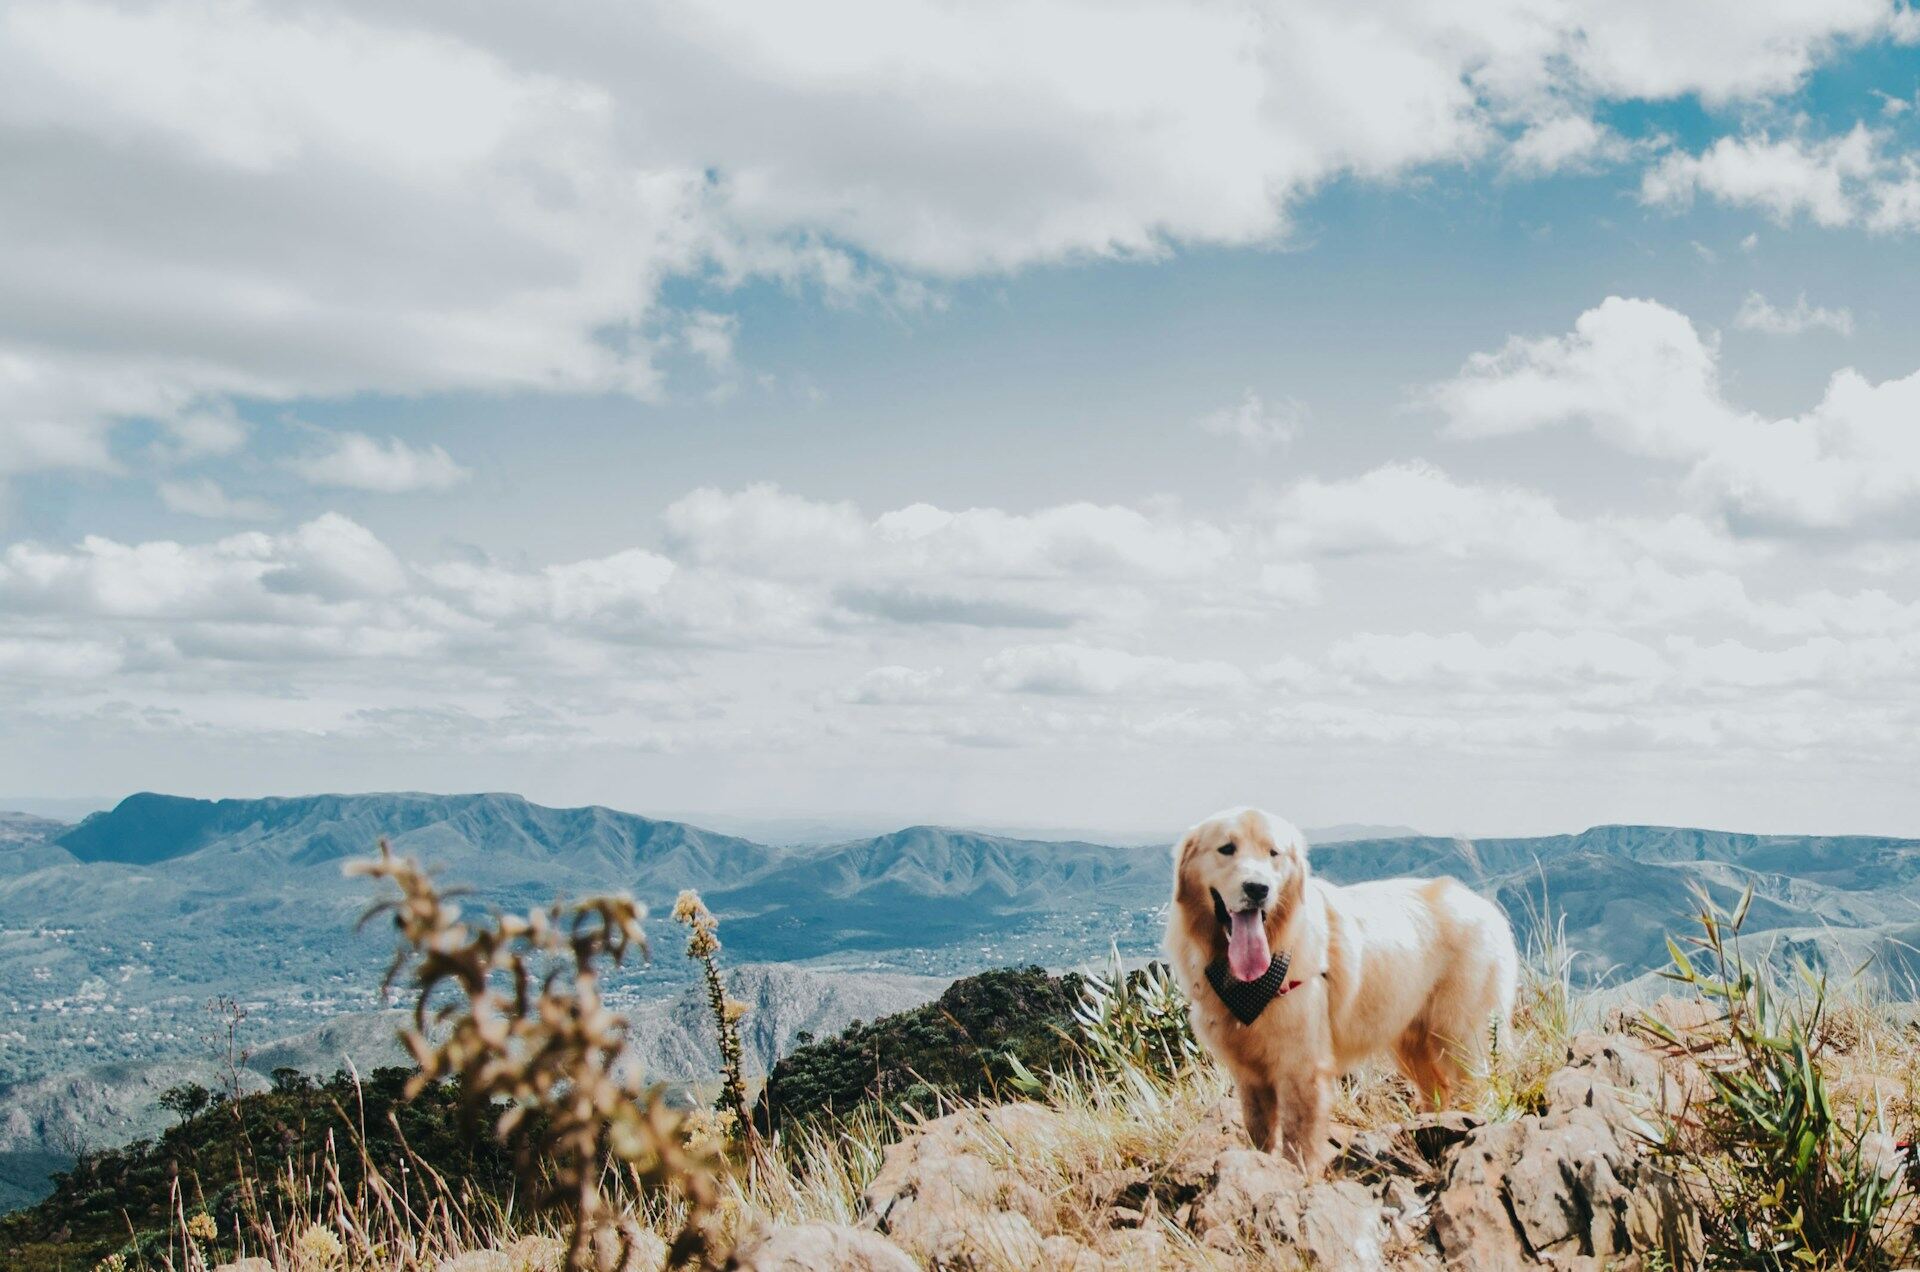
top-left (846, 665), bottom-right (954, 705)
top-left (0, 417), bottom-right (116, 475)
top-left (1329, 629), bottom-right (1666, 687)
top-left (652, 483), bottom-right (1309, 638)
top-left (1481, 565), bottom-right (1920, 644)
top-left (681, 310), bottom-right (738, 374)
top-left (983, 643), bottom-right (1249, 698)
top-left (5, 462), bottom-right (1920, 822)
top-left (425, 550), bottom-right (675, 625)
top-left (661, 483), bottom-right (1238, 629)
top-left (1505, 115), bottom-right (1631, 175)
top-left (158, 477), bottom-right (276, 521)
top-left (1195, 391), bottom-right (1302, 451)
top-left (267, 513), bottom-right (411, 599)
top-left (1269, 459), bottom-right (1748, 574)
top-left (152, 405), bottom-right (250, 463)
top-left (1668, 634), bottom-right (1920, 689)
top-left (1642, 125), bottom-right (1920, 231)
top-left (290, 432), bottom-right (471, 493)
top-left (1642, 126), bottom-right (1877, 226)
top-left (1733, 291), bottom-right (1854, 336)
top-left (0, 481), bottom-right (1309, 716)
top-left (1479, 563), bottom-right (1760, 632)
top-left (0, 0), bottom-right (1907, 476)
top-left (663, 485), bottom-right (867, 576)
top-left (0, 635), bottom-right (123, 680)
top-left (1427, 297), bottom-right (1727, 458)
top-left (1257, 655), bottom-right (1315, 688)
top-left (1256, 562), bottom-right (1321, 605)
top-left (0, 513), bottom-right (406, 620)
top-left (679, 309), bottom-right (741, 398)
top-left (0, 508), bottom-right (799, 689)
top-left (1532, 0), bottom-right (1894, 104)
top-left (1428, 296), bottom-right (1920, 527)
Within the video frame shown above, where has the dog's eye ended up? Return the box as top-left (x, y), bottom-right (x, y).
top-left (1217, 842), bottom-right (1236, 856)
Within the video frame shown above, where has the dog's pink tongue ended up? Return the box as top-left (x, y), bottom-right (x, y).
top-left (1226, 911), bottom-right (1271, 982)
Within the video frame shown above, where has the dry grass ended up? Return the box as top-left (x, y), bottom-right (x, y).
top-left (149, 964), bottom-right (1920, 1272)
top-left (1816, 980), bottom-right (1920, 1139)
top-left (630, 928), bottom-right (1588, 1269)
top-left (121, 864), bottom-right (1920, 1271)
top-left (128, 1069), bottom-right (549, 1272)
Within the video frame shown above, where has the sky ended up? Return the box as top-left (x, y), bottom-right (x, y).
top-left (3, 1), bottom-right (1920, 837)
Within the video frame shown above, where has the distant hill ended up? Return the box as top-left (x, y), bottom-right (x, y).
top-left (54, 790), bottom-right (774, 886)
top-left (10, 790), bottom-right (1920, 1216)
top-left (0, 961), bottom-right (944, 1212)
top-left (0, 812), bottom-right (63, 842)
top-left (696, 824), bottom-right (1172, 968)
top-left (0, 813), bottom-right (70, 874)
top-left (1309, 826), bottom-right (1920, 984)
top-left (656, 815), bottom-right (1424, 849)
top-left (1304, 822), bottom-right (1424, 844)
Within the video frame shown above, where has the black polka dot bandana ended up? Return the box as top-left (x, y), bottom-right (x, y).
top-left (1205, 949), bottom-right (1300, 1025)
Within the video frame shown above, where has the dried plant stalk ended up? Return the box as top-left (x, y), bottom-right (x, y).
top-left (351, 840), bottom-right (722, 1269)
top-left (673, 890), bottom-right (756, 1150)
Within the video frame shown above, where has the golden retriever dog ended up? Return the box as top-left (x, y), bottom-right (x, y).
top-left (1166, 806), bottom-right (1517, 1172)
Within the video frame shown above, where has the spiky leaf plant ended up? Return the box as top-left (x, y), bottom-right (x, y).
top-left (1070, 946), bottom-right (1202, 1083)
top-left (1644, 884), bottom-right (1916, 1271)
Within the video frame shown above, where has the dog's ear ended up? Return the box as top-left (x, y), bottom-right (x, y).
top-left (1171, 827), bottom-right (1198, 865)
top-left (1170, 828), bottom-right (1218, 950)
top-left (1171, 828), bottom-right (1208, 910)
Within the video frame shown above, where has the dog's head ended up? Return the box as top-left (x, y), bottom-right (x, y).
top-left (1171, 806), bottom-right (1309, 983)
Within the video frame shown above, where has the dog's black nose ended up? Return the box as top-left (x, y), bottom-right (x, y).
top-left (1241, 881), bottom-right (1270, 906)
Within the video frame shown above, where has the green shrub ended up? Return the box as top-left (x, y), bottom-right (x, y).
top-left (0, 1066), bottom-right (513, 1272)
top-left (1646, 884), bottom-right (1917, 1270)
top-left (752, 966), bottom-right (1084, 1132)
top-left (1069, 946), bottom-right (1200, 1083)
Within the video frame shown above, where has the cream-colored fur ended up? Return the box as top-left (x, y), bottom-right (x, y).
top-left (1165, 806), bottom-right (1518, 1171)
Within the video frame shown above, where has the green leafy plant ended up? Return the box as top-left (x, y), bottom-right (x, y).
top-left (1070, 946), bottom-right (1201, 1083)
top-left (1644, 884), bottom-right (1916, 1271)
top-left (157, 1082), bottom-right (217, 1129)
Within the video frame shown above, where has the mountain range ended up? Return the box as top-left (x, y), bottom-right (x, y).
top-left (6, 790), bottom-right (1920, 1210)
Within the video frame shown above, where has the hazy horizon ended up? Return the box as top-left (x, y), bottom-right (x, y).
top-left (13, 786), bottom-right (1920, 844)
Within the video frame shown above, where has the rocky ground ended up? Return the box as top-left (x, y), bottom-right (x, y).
top-left (722, 1031), bottom-right (1699, 1270)
top-left (204, 1022), bottom-right (1910, 1270)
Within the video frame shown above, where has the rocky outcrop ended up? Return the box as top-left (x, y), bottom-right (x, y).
top-left (726, 1223), bottom-right (918, 1271)
top-left (378, 1032), bottom-right (1696, 1271)
top-left (730, 1030), bottom-right (1698, 1269)
top-left (1430, 1034), bottom-right (1698, 1270)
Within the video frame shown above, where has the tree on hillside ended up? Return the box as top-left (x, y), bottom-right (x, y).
top-left (157, 1082), bottom-right (213, 1128)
